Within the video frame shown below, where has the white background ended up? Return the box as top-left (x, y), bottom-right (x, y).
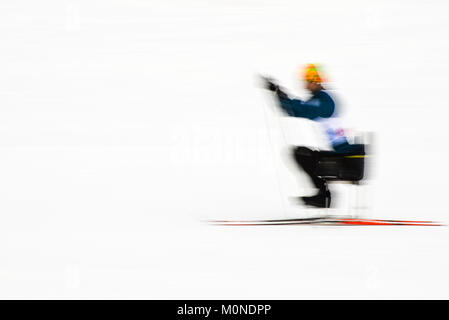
top-left (0, 0), bottom-right (448, 298)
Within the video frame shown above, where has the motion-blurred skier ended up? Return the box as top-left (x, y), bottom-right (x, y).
top-left (263, 64), bottom-right (363, 208)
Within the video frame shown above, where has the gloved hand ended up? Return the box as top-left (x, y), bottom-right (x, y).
top-left (261, 76), bottom-right (279, 92)
top-left (260, 75), bottom-right (289, 99)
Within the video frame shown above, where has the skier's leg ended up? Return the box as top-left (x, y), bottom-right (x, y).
top-left (292, 146), bottom-right (326, 190)
top-left (292, 146), bottom-right (330, 208)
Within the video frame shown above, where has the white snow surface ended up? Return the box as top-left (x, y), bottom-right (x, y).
top-left (0, 0), bottom-right (448, 298)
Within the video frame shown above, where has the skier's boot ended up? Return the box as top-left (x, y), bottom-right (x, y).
top-left (301, 184), bottom-right (331, 208)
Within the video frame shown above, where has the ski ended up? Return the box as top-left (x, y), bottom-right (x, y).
top-left (207, 217), bottom-right (443, 226)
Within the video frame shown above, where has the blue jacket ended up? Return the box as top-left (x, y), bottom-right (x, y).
top-left (276, 89), bottom-right (360, 153)
top-left (277, 90), bottom-right (335, 120)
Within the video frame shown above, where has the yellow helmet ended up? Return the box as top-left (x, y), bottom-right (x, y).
top-left (302, 63), bottom-right (326, 84)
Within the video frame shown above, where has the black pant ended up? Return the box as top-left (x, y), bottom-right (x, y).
top-left (292, 144), bottom-right (365, 193)
top-left (292, 147), bottom-right (331, 192)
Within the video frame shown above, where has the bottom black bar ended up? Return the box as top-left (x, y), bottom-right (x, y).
top-left (0, 300), bottom-right (447, 319)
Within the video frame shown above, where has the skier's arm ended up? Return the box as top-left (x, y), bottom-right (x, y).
top-left (276, 94), bottom-right (318, 119)
top-left (261, 76), bottom-right (334, 119)
top-left (277, 93), bottom-right (334, 120)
